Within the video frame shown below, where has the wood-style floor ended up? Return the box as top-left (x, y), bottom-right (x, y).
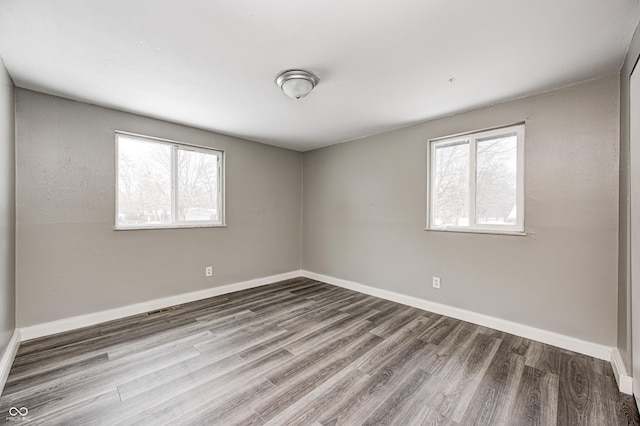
top-left (1, 278), bottom-right (638, 425)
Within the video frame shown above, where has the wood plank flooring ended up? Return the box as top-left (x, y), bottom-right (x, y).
top-left (1, 277), bottom-right (638, 425)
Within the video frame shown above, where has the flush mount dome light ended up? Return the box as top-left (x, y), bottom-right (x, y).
top-left (276, 69), bottom-right (319, 99)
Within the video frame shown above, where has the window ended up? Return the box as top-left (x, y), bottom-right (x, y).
top-left (116, 132), bottom-right (224, 229)
top-left (427, 124), bottom-right (524, 234)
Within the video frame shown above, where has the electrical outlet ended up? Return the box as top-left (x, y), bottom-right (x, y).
top-left (205, 266), bottom-right (213, 277)
top-left (432, 276), bottom-right (441, 289)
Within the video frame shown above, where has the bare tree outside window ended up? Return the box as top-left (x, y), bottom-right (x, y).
top-left (476, 135), bottom-right (517, 225)
top-left (118, 137), bottom-right (171, 226)
top-left (177, 149), bottom-right (219, 222)
top-left (116, 133), bottom-right (224, 229)
top-left (433, 140), bottom-right (469, 226)
top-left (428, 124), bottom-right (524, 233)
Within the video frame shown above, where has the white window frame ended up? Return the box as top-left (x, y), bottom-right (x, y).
top-left (115, 131), bottom-right (225, 230)
top-left (426, 123), bottom-right (525, 235)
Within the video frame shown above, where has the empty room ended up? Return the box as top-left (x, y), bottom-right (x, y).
top-left (2, 0), bottom-right (640, 424)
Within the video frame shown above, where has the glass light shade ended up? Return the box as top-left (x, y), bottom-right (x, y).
top-left (276, 69), bottom-right (319, 100)
top-left (281, 78), bottom-right (314, 99)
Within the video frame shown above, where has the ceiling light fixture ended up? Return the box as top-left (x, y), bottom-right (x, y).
top-left (275, 69), bottom-right (319, 99)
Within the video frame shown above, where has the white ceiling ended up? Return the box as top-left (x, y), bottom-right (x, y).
top-left (0, 0), bottom-right (639, 151)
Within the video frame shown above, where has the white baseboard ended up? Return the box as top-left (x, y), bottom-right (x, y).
top-left (0, 329), bottom-right (21, 395)
top-left (301, 270), bottom-right (613, 361)
top-left (17, 269), bottom-right (621, 383)
top-left (611, 347), bottom-right (634, 395)
top-left (20, 271), bottom-right (301, 341)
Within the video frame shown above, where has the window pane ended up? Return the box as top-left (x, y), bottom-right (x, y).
top-left (476, 134), bottom-right (517, 225)
top-left (433, 140), bottom-right (469, 226)
top-left (117, 136), bottom-right (172, 226)
top-left (177, 149), bottom-right (219, 222)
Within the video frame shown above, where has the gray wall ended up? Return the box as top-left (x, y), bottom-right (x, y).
top-left (619, 22), bottom-right (640, 374)
top-left (16, 89), bottom-right (302, 327)
top-left (303, 75), bottom-right (620, 346)
top-left (0, 59), bottom-right (15, 352)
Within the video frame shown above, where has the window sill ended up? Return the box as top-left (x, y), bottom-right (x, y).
top-left (425, 227), bottom-right (527, 237)
top-left (114, 224), bottom-right (227, 231)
